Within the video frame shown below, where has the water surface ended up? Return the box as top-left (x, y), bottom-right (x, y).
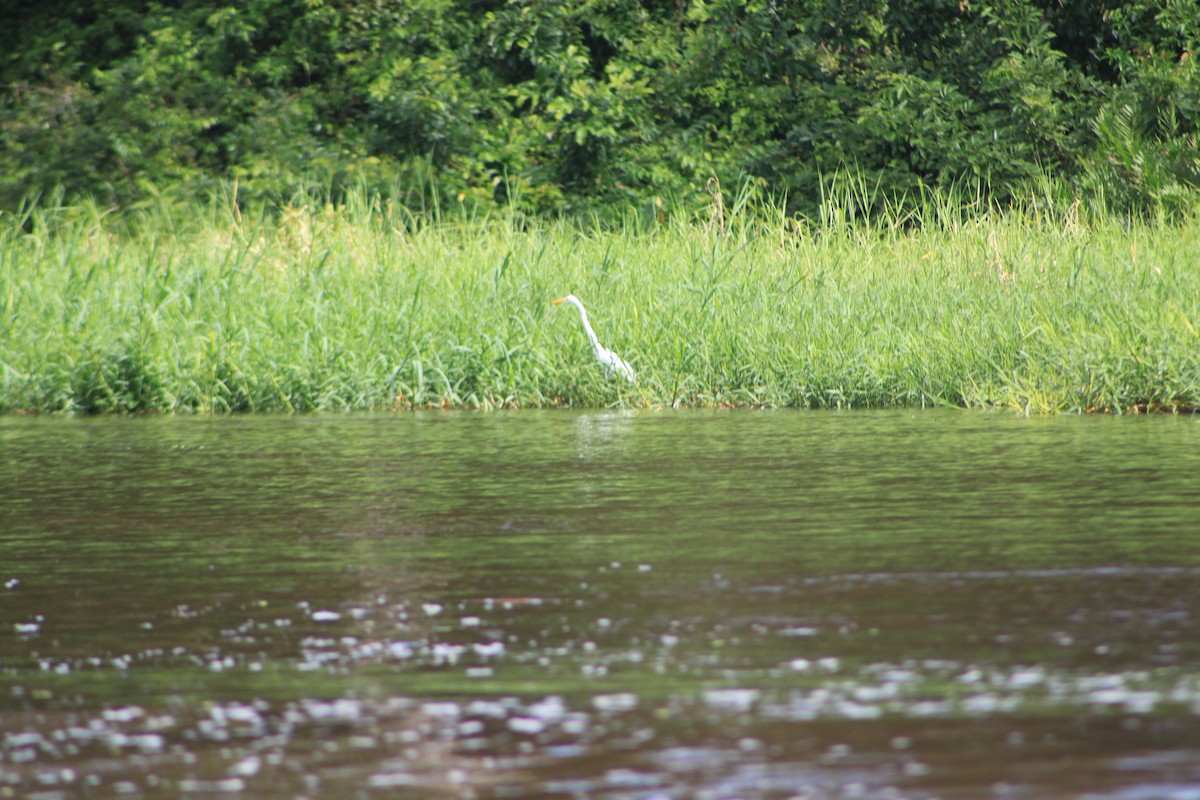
top-left (2, 410), bottom-right (1199, 799)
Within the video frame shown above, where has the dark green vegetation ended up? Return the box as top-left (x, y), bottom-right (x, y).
top-left (4, 2), bottom-right (1198, 414)
top-left (2, 189), bottom-right (1198, 414)
top-left (3, 0), bottom-right (1198, 217)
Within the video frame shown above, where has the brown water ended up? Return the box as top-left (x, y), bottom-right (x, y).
top-left (2, 410), bottom-right (1200, 799)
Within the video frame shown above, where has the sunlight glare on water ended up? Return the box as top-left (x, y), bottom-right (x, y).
top-left (2, 410), bottom-right (1200, 799)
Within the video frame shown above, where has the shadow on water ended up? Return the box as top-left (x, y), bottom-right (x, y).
top-left (2, 410), bottom-right (1200, 798)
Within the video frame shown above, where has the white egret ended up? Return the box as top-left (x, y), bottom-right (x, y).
top-left (552, 294), bottom-right (636, 382)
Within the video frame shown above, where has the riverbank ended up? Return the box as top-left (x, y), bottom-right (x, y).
top-left (3, 192), bottom-right (1198, 414)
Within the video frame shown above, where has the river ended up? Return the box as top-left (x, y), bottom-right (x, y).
top-left (2, 410), bottom-right (1199, 798)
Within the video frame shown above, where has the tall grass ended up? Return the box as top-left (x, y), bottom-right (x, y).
top-left (2, 185), bottom-right (1198, 414)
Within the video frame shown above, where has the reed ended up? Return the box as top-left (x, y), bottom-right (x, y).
top-left (2, 187), bottom-right (1198, 414)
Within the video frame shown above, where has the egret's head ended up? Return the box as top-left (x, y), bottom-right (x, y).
top-left (551, 295), bottom-right (578, 306)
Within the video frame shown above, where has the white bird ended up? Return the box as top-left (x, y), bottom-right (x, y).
top-left (552, 294), bottom-right (636, 383)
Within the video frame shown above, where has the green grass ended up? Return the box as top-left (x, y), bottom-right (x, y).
top-left (2, 186), bottom-right (1199, 414)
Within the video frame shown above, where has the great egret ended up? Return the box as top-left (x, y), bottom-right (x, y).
top-left (552, 294), bottom-right (636, 382)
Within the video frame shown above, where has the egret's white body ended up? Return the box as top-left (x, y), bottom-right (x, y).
top-left (552, 294), bottom-right (636, 383)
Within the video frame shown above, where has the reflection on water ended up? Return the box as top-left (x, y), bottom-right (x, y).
top-left (2, 410), bottom-right (1200, 799)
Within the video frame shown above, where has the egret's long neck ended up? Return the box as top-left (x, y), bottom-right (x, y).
top-left (573, 302), bottom-right (602, 352)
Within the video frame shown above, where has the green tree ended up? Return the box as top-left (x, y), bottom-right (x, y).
top-left (1, 0), bottom-right (1196, 216)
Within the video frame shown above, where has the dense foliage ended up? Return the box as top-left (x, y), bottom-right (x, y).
top-left (3, 0), bottom-right (1197, 217)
